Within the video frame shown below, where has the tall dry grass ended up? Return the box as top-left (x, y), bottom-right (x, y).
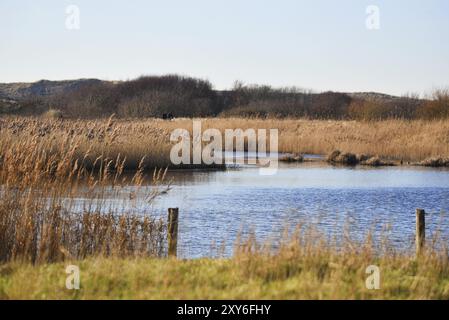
top-left (2, 116), bottom-right (449, 166)
top-left (156, 117), bottom-right (449, 162)
top-left (0, 115), bottom-right (169, 264)
top-left (0, 115), bottom-right (173, 170)
top-left (2, 223), bottom-right (449, 299)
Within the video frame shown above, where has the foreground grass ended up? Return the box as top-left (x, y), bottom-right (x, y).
top-left (2, 251), bottom-right (449, 299)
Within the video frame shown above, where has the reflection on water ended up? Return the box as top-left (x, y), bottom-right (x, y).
top-left (65, 159), bottom-right (449, 258)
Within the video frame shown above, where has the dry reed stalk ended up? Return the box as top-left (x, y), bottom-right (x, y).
top-left (0, 116), bottom-right (170, 264)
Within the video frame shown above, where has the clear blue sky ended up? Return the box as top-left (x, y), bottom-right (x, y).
top-left (1, 0), bottom-right (448, 95)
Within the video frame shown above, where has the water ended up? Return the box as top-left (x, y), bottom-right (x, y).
top-left (66, 155), bottom-right (449, 258)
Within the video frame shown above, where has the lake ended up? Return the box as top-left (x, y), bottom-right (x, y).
top-left (65, 153), bottom-right (449, 258)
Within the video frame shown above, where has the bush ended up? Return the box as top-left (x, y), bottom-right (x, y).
top-left (348, 99), bottom-right (391, 120)
top-left (417, 89), bottom-right (449, 119)
top-left (42, 75), bottom-right (217, 118)
top-left (348, 96), bottom-right (421, 120)
top-left (3, 76), bottom-right (445, 120)
top-left (221, 84), bottom-right (351, 119)
top-left (42, 109), bottom-right (64, 119)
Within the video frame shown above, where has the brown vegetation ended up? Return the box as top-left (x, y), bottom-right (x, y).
top-left (4, 75), bottom-right (448, 121)
top-left (418, 157), bottom-right (449, 167)
top-left (279, 153), bottom-right (304, 162)
top-left (0, 115), bottom-right (169, 264)
top-left (194, 118), bottom-right (449, 162)
top-left (2, 223), bottom-right (449, 299)
top-left (1, 115), bottom-right (449, 298)
top-left (327, 150), bottom-right (396, 166)
top-left (18, 75), bottom-right (219, 118)
top-left (2, 117), bottom-right (449, 169)
top-left (347, 94), bottom-right (421, 120)
top-left (327, 150), bottom-right (358, 165)
top-left (418, 89), bottom-right (449, 119)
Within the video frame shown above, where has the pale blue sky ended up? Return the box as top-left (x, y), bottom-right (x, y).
top-left (1, 0), bottom-right (448, 95)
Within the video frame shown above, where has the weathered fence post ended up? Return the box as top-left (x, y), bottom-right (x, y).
top-left (168, 208), bottom-right (179, 257)
top-left (415, 208), bottom-right (425, 257)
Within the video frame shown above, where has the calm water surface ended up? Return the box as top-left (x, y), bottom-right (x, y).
top-left (67, 154), bottom-right (449, 258)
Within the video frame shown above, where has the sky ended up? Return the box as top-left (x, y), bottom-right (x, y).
top-left (1, 0), bottom-right (448, 95)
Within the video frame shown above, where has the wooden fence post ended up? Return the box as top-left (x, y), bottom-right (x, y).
top-left (168, 208), bottom-right (179, 257)
top-left (415, 209), bottom-right (425, 257)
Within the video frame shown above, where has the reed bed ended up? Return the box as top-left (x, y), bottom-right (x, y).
top-left (0, 115), bottom-right (169, 264)
top-left (197, 118), bottom-right (449, 162)
top-left (3, 116), bottom-right (448, 167)
top-left (0, 116), bottom-right (173, 171)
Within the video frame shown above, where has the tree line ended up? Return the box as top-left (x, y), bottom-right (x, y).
top-left (3, 75), bottom-right (448, 120)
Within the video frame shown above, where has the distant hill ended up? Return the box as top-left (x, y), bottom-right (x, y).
top-left (347, 92), bottom-right (400, 101)
top-left (0, 79), bottom-right (106, 100)
top-left (0, 79), bottom-right (407, 102)
top-left (0, 77), bottom-right (437, 119)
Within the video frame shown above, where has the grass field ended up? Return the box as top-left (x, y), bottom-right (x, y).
top-left (1, 240), bottom-right (449, 299)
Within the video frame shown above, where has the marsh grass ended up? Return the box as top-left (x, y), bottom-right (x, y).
top-left (0, 115), bottom-right (169, 264)
top-left (199, 118), bottom-right (449, 162)
top-left (2, 116), bottom-right (449, 167)
top-left (1, 223), bottom-right (449, 299)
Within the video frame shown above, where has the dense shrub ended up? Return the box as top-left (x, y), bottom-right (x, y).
top-left (3, 75), bottom-right (448, 120)
top-left (348, 99), bottom-right (392, 120)
top-left (221, 84), bottom-right (351, 119)
top-left (42, 75), bottom-right (217, 118)
top-left (348, 96), bottom-right (421, 120)
top-left (417, 89), bottom-right (449, 119)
